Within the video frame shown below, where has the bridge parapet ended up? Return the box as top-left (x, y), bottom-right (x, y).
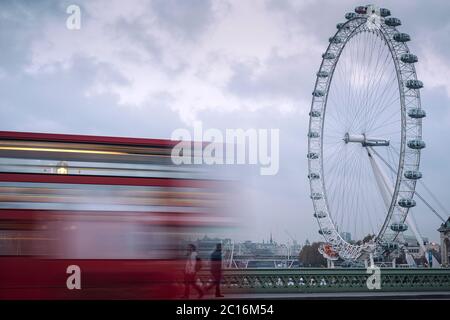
top-left (197, 268), bottom-right (450, 293)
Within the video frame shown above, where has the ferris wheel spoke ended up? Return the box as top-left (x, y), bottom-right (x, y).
top-left (363, 66), bottom-right (398, 123)
top-left (336, 148), bottom-right (350, 230)
top-left (344, 36), bottom-right (361, 128)
top-left (325, 146), bottom-right (354, 186)
top-left (334, 68), bottom-right (351, 115)
top-left (350, 55), bottom-right (396, 132)
top-left (347, 151), bottom-right (364, 236)
top-left (350, 32), bottom-right (371, 129)
top-left (329, 149), bottom-right (353, 228)
top-left (355, 31), bottom-right (380, 128)
top-left (324, 108), bottom-right (348, 131)
top-left (366, 97), bottom-right (401, 132)
top-left (359, 153), bottom-right (378, 237)
top-left (363, 82), bottom-right (398, 132)
top-left (323, 146), bottom-right (347, 170)
top-left (345, 150), bottom-right (366, 236)
top-left (357, 52), bottom-right (395, 129)
top-left (327, 93), bottom-right (350, 127)
top-left (358, 39), bottom-right (384, 130)
top-left (368, 119), bottom-right (401, 134)
top-left (348, 41), bottom-right (392, 131)
top-left (386, 147), bottom-right (398, 183)
top-left (327, 152), bottom-right (355, 227)
top-left (326, 149), bottom-right (352, 210)
top-left (339, 148), bottom-right (362, 227)
top-left (363, 154), bottom-right (386, 235)
top-left (325, 152), bottom-right (358, 204)
top-left (322, 141), bottom-right (342, 146)
top-left (354, 154), bottom-right (371, 239)
top-left (365, 83), bottom-right (400, 131)
top-left (341, 34), bottom-right (357, 124)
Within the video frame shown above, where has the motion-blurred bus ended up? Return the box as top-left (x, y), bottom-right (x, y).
top-left (0, 131), bottom-right (232, 299)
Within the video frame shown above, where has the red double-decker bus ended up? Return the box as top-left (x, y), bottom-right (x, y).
top-left (0, 131), bottom-right (231, 299)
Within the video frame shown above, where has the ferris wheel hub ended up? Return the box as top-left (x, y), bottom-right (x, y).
top-left (343, 133), bottom-right (390, 147)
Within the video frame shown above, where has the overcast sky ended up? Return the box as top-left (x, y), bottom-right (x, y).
top-left (1, 0), bottom-right (449, 245)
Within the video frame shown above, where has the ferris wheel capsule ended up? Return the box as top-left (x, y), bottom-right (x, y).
top-left (390, 223), bottom-right (408, 232)
top-left (394, 33), bottom-right (411, 42)
top-left (309, 110), bottom-right (321, 117)
top-left (408, 108), bottom-right (426, 119)
top-left (382, 242), bottom-right (399, 250)
top-left (308, 131), bottom-right (320, 138)
top-left (308, 173), bottom-right (320, 180)
top-left (329, 36), bottom-right (343, 44)
top-left (307, 152), bottom-right (319, 160)
top-left (398, 198), bottom-right (416, 208)
top-left (310, 193), bottom-right (323, 200)
top-left (384, 17), bottom-right (401, 27)
top-left (379, 8), bottom-right (391, 17)
top-left (401, 53), bottom-right (418, 64)
top-left (312, 90), bottom-right (325, 97)
top-left (406, 80), bottom-right (424, 89)
top-left (355, 6), bottom-right (367, 14)
top-left (404, 170), bottom-right (422, 180)
top-left (407, 139), bottom-right (426, 149)
top-left (319, 229), bottom-right (332, 235)
top-left (322, 52), bottom-right (336, 60)
top-left (314, 211), bottom-right (327, 218)
top-left (345, 12), bottom-right (357, 20)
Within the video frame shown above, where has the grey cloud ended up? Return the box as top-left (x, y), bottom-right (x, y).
top-left (150, 0), bottom-right (215, 41)
top-left (0, 56), bottom-right (184, 138)
top-left (227, 51), bottom-right (315, 101)
top-left (112, 18), bottom-right (190, 76)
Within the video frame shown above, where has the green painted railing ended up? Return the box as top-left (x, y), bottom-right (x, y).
top-left (197, 268), bottom-right (450, 293)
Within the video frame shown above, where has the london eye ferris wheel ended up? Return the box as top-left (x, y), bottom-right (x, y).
top-left (307, 5), bottom-right (426, 262)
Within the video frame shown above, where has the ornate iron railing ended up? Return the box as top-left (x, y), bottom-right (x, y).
top-left (197, 268), bottom-right (450, 293)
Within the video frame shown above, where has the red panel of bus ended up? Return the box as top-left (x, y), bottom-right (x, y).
top-left (0, 131), bottom-right (230, 299)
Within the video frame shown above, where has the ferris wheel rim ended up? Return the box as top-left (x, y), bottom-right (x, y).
top-left (307, 8), bottom-right (424, 261)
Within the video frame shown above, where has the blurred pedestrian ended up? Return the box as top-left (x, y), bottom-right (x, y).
top-left (182, 244), bottom-right (203, 299)
top-left (206, 243), bottom-right (224, 297)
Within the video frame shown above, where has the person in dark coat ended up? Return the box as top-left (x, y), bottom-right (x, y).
top-left (206, 243), bottom-right (224, 297)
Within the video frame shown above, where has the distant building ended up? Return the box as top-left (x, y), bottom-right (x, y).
top-left (228, 234), bottom-right (302, 269)
top-left (438, 217), bottom-right (450, 267)
top-left (186, 235), bottom-right (232, 260)
top-left (403, 234), bottom-right (429, 259)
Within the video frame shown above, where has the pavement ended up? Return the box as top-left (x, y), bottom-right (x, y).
top-left (195, 291), bottom-right (450, 300)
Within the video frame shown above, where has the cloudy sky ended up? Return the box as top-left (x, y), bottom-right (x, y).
top-left (1, 0), bottom-right (449, 245)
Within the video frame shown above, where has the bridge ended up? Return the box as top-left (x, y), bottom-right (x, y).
top-left (197, 268), bottom-right (450, 296)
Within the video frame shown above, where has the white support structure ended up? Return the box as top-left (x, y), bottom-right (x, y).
top-left (327, 259), bottom-right (335, 268)
top-left (406, 213), bottom-right (440, 268)
top-left (367, 148), bottom-right (393, 210)
top-left (228, 241), bottom-right (235, 269)
top-left (368, 147), bottom-right (415, 267)
top-left (367, 147), bottom-right (440, 268)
